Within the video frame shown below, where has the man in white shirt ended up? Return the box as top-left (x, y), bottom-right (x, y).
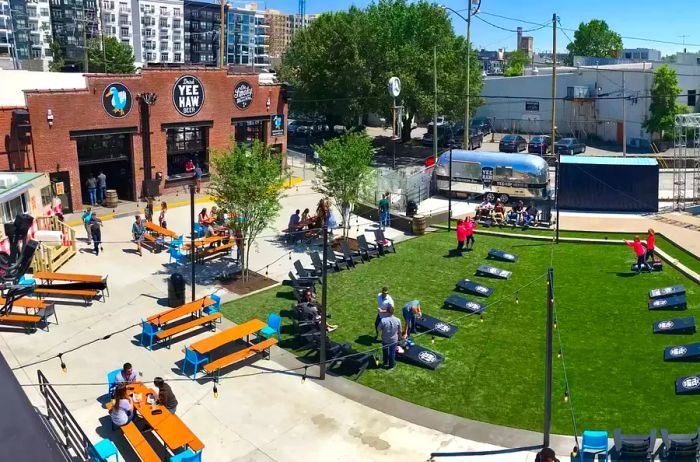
top-left (115, 362), bottom-right (141, 386)
top-left (375, 286), bottom-right (394, 338)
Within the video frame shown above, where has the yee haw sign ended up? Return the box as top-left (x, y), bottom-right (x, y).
top-left (173, 75), bottom-right (205, 117)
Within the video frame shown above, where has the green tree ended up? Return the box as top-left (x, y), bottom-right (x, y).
top-left (87, 36), bottom-right (136, 74)
top-left (565, 19), bottom-right (623, 64)
top-left (503, 50), bottom-right (530, 77)
top-left (48, 40), bottom-right (65, 72)
top-left (209, 140), bottom-right (286, 281)
top-left (313, 132), bottom-right (374, 238)
top-left (643, 64), bottom-right (687, 140)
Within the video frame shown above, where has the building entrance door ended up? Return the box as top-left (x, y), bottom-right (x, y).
top-left (75, 133), bottom-right (135, 204)
top-left (49, 171), bottom-right (73, 214)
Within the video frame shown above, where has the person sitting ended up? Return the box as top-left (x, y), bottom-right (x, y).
top-left (506, 207), bottom-right (519, 227)
top-left (402, 300), bottom-right (422, 337)
top-left (154, 377), bottom-right (178, 414)
top-left (198, 208), bottom-right (214, 237)
top-left (115, 362), bottom-right (141, 386)
top-left (300, 208), bottom-right (310, 229)
top-left (522, 203), bottom-right (538, 228)
top-left (287, 209), bottom-right (301, 243)
top-left (475, 199), bottom-right (493, 220)
top-left (513, 200), bottom-right (525, 224)
top-left (110, 384), bottom-right (134, 427)
top-left (492, 200), bottom-right (505, 227)
top-left (296, 289), bottom-right (338, 332)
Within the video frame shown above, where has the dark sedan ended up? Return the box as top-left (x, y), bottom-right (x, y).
top-left (528, 135), bottom-right (551, 154)
top-left (555, 138), bottom-right (586, 155)
top-left (499, 135), bottom-right (527, 153)
top-left (453, 124), bottom-right (483, 149)
top-left (422, 125), bottom-right (455, 148)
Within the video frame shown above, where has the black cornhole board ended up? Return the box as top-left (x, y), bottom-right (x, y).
top-left (675, 373), bottom-right (700, 395)
top-left (444, 294), bottom-right (486, 313)
top-left (455, 279), bottom-right (494, 297)
top-left (487, 248), bottom-right (518, 263)
top-left (664, 343), bottom-right (700, 362)
top-left (653, 316), bottom-right (696, 334)
top-left (631, 262), bottom-right (663, 272)
top-left (648, 295), bottom-right (687, 311)
top-left (397, 344), bottom-right (444, 370)
top-left (650, 285), bottom-right (686, 299)
top-left (414, 314), bottom-right (458, 338)
top-left (476, 264), bottom-right (512, 280)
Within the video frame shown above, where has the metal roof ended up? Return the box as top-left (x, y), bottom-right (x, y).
top-left (437, 150), bottom-right (549, 172)
top-left (560, 156), bottom-right (658, 166)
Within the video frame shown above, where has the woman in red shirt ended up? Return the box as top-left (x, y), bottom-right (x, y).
top-left (456, 219), bottom-right (466, 254)
top-left (464, 217), bottom-right (477, 250)
top-left (625, 236), bottom-right (649, 273)
top-left (645, 228), bottom-right (656, 263)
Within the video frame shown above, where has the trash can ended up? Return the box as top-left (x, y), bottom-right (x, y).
top-left (168, 273), bottom-right (186, 307)
top-left (406, 200), bottom-right (418, 217)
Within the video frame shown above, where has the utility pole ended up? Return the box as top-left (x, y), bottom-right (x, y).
top-left (463, 1), bottom-right (473, 149)
top-left (551, 13), bottom-right (560, 244)
top-left (622, 71), bottom-right (626, 157)
top-left (319, 226), bottom-right (328, 379)
top-left (433, 46), bottom-right (438, 159)
top-left (219, 0), bottom-right (225, 68)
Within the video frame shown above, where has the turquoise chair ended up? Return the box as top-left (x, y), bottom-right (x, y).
top-left (168, 237), bottom-right (186, 264)
top-left (580, 430), bottom-right (609, 461)
top-left (18, 275), bottom-right (36, 286)
top-left (140, 319), bottom-right (160, 350)
top-left (170, 449), bottom-right (202, 462)
top-left (89, 438), bottom-right (119, 461)
top-left (259, 313), bottom-right (281, 341)
top-left (107, 369), bottom-right (121, 398)
top-left (193, 223), bottom-right (205, 238)
top-left (182, 347), bottom-right (209, 380)
top-left (203, 294), bottom-right (221, 316)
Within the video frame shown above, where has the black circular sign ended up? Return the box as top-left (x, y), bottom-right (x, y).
top-left (233, 80), bottom-right (254, 110)
top-left (102, 82), bottom-right (133, 118)
top-left (173, 75), bottom-right (205, 117)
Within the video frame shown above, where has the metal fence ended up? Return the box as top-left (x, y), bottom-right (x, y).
top-left (371, 165), bottom-right (435, 212)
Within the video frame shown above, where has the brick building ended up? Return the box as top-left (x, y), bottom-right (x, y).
top-left (1, 68), bottom-right (288, 212)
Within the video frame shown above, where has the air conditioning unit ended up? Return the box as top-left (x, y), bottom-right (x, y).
top-left (0, 174), bottom-right (19, 189)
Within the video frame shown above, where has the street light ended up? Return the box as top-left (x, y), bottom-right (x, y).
top-left (442, 1), bottom-right (482, 149)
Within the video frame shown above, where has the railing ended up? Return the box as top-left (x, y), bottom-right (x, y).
top-left (32, 216), bottom-right (76, 273)
top-left (38, 370), bottom-right (94, 461)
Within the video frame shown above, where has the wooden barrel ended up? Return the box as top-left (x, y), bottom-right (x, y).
top-left (412, 214), bottom-right (426, 235)
top-left (105, 189), bottom-right (118, 208)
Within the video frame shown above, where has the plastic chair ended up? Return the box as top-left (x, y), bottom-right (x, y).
top-left (107, 369), bottom-right (121, 398)
top-left (170, 449), bottom-right (202, 462)
top-left (18, 275), bottom-right (36, 286)
top-left (89, 438), bottom-right (119, 461)
top-left (168, 237), bottom-right (186, 264)
top-left (580, 430), bottom-right (609, 461)
top-left (193, 223), bottom-right (204, 238)
top-left (203, 294), bottom-right (221, 316)
top-left (260, 313), bottom-right (281, 341)
top-left (140, 319), bottom-right (159, 350)
top-left (182, 346), bottom-right (209, 380)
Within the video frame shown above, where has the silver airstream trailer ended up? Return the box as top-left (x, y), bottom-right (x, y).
top-left (435, 150), bottom-right (550, 203)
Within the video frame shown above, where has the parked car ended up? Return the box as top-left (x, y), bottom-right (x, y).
top-left (422, 124), bottom-right (455, 148)
top-left (453, 123), bottom-right (483, 149)
top-left (528, 135), bottom-right (551, 154)
top-left (470, 118), bottom-right (493, 135)
top-left (555, 138), bottom-right (586, 155)
top-left (287, 119), bottom-right (301, 135)
top-left (499, 134), bottom-right (527, 153)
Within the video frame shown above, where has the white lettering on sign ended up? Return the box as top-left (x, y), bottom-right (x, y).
top-left (173, 75), bottom-right (205, 117)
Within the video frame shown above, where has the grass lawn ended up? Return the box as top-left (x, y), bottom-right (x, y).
top-left (222, 231), bottom-right (700, 435)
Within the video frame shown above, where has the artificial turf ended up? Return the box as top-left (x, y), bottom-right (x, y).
top-left (221, 231), bottom-right (700, 435)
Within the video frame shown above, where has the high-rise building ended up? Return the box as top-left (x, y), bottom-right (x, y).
top-left (25, 0), bottom-right (54, 69)
top-left (49, 0), bottom-right (99, 71)
top-left (516, 26), bottom-right (533, 57)
top-left (264, 9), bottom-right (316, 65)
top-left (134, 0), bottom-right (184, 65)
top-left (99, 0), bottom-right (133, 51)
top-left (225, 3), bottom-right (269, 68)
top-left (0, 0), bottom-right (53, 70)
top-left (184, 0), bottom-right (221, 66)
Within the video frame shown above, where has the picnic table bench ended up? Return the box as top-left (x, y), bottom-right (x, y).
top-left (145, 297), bottom-right (219, 348)
top-left (33, 271), bottom-right (109, 299)
top-left (0, 312), bottom-right (41, 332)
top-left (33, 287), bottom-right (99, 306)
top-left (182, 236), bottom-right (234, 263)
top-left (187, 319), bottom-right (277, 379)
top-left (121, 421), bottom-right (161, 462)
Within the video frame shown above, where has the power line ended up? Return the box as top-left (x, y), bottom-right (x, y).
top-left (473, 14), bottom-right (549, 34)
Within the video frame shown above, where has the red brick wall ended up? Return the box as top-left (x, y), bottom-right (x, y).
top-left (24, 68), bottom-right (287, 211)
top-left (0, 107), bottom-right (34, 172)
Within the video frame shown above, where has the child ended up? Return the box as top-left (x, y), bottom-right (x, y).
top-left (456, 219), bottom-right (466, 253)
top-left (465, 217), bottom-right (477, 250)
top-left (624, 236), bottom-right (649, 273)
top-left (645, 228), bottom-right (656, 263)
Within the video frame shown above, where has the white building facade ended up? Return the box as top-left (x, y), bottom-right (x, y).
top-left (133, 0), bottom-right (183, 64)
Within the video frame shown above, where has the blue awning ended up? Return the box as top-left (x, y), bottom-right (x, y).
top-left (560, 156), bottom-right (658, 166)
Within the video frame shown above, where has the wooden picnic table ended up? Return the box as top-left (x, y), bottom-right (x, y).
top-left (146, 297), bottom-right (215, 326)
top-left (124, 383), bottom-right (204, 453)
top-left (33, 271), bottom-right (104, 284)
top-left (145, 221), bottom-right (179, 240)
top-left (0, 296), bottom-right (48, 309)
top-left (189, 319), bottom-right (266, 354)
top-left (181, 235), bottom-right (226, 251)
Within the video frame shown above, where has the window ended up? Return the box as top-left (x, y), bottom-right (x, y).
top-left (2, 194), bottom-right (29, 224)
top-left (160, 19), bottom-right (167, 27)
top-left (40, 7), bottom-right (49, 15)
top-left (173, 19), bottom-right (180, 28)
top-left (174, 53), bottom-right (181, 61)
top-left (160, 6), bottom-right (167, 15)
top-left (31, 48), bottom-right (42, 58)
top-left (234, 119), bottom-right (266, 144)
top-left (160, 52), bottom-right (168, 61)
top-left (173, 42), bottom-right (180, 51)
top-left (689, 90), bottom-right (697, 107)
top-left (166, 127), bottom-right (208, 178)
top-left (40, 185), bottom-right (52, 207)
top-left (120, 27), bottom-right (128, 36)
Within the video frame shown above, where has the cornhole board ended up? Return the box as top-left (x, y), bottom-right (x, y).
top-left (397, 344), bottom-right (443, 370)
top-left (650, 285), bottom-right (686, 299)
top-left (414, 314), bottom-right (458, 338)
top-left (476, 264), bottom-right (512, 280)
top-left (487, 248), bottom-right (518, 263)
top-left (664, 343), bottom-right (700, 362)
top-left (653, 316), bottom-right (696, 335)
top-left (675, 373), bottom-right (700, 395)
top-left (443, 294), bottom-right (486, 314)
top-left (455, 279), bottom-right (494, 297)
top-left (631, 262), bottom-right (663, 272)
top-left (648, 295), bottom-right (687, 311)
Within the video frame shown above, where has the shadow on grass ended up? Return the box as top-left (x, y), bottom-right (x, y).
top-left (613, 272), bottom-right (639, 278)
top-left (355, 334), bottom-right (379, 346)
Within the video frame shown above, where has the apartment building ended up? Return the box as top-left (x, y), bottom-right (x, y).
top-left (225, 3), bottom-right (269, 67)
top-left (25, 0), bottom-right (53, 68)
top-left (48, 0), bottom-right (99, 71)
top-left (184, 0), bottom-right (221, 66)
top-left (134, 0), bottom-right (183, 64)
top-left (99, 0), bottom-right (133, 50)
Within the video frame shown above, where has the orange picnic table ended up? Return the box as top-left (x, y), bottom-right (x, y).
top-left (189, 319), bottom-right (266, 354)
top-left (33, 271), bottom-right (105, 284)
top-left (181, 235), bottom-right (226, 251)
top-left (144, 221), bottom-right (179, 240)
top-left (147, 297), bottom-right (215, 326)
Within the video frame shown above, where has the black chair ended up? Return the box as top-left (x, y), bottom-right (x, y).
top-left (339, 240), bottom-right (362, 266)
top-left (326, 249), bottom-right (349, 270)
top-left (357, 235), bottom-right (380, 260)
top-left (287, 271), bottom-right (316, 290)
top-left (537, 203), bottom-right (554, 228)
top-left (661, 428), bottom-right (700, 461)
top-left (310, 251), bottom-right (337, 272)
top-left (294, 260), bottom-right (320, 279)
top-left (373, 229), bottom-right (396, 254)
top-left (614, 428), bottom-right (656, 460)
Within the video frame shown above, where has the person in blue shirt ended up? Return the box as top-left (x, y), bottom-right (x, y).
top-left (401, 300), bottom-right (422, 337)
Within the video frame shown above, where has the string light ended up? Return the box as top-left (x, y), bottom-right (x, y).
top-left (480, 313), bottom-right (484, 322)
top-left (265, 266), bottom-right (269, 276)
top-left (554, 320), bottom-right (557, 329)
top-left (288, 251), bottom-right (292, 260)
top-left (564, 389), bottom-right (569, 402)
top-left (302, 366), bottom-right (308, 383)
top-left (213, 383), bottom-right (218, 398)
top-left (59, 354), bottom-right (67, 373)
top-left (431, 335), bottom-right (435, 344)
top-left (571, 446), bottom-right (579, 458)
top-left (515, 292), bottom-right (519, 304)
top-left (557, 349), bottom-right (562, 359)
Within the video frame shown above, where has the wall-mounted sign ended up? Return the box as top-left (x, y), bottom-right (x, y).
top-left (173, 75), bottom-right (205, 117)
top-left (525, 101), bottom-right (539, 112)
top-left (233, 80), bottom-right (254, 109)
top-left (271, 114), bottom-right (285, 136)
top-left (103, 82), bottom-right (133, 118)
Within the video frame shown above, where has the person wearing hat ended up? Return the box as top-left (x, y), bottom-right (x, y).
top-left (375, 286), bottom-right (394, 339)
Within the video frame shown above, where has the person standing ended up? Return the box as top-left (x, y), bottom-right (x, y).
top-left (132, 215), bottom-right (145, 257)
top-left (625, 236), bottom-right (649, 273)
top-left (194, 162), bottom-right (203, 193)
top-left (158, 202), bottom-right (168, 229)
top-left (402, 300), bottom-right (422, 337)
top-left (645, 228), bottom-right (656, 263)
top-left (153, 377), bottom-right (178, 414)
top-left (144, 197), bottom-right (154, 223)
top-left (464, 217), bottom-right (477, 250)
top-left (455, 219), bottom-right (466, 253)
top-left (90, 216), bottom-right (103, 256)
top-left (378, 305), bottom-right (402, 370)
top-left (82, 207), bottom-right (93, 245)
top-left (378, 192), bottom-right (390, 230)
top-left (97, 170), bottom-right (107, 205)
top-left (85, 173), bottom-right (98, 206)
top-left (375, 286), bottom-right (394, 338)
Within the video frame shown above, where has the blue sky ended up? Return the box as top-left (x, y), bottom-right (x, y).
top-left (246, 0), bottom-right (698, 56)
